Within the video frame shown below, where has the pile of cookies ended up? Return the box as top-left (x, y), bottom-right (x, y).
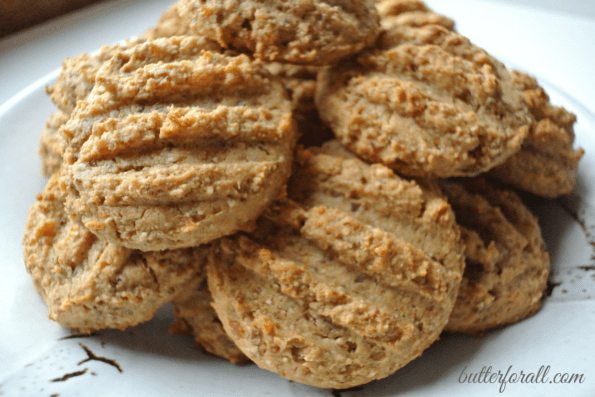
top-left (24, 0), bottom-right (583, 389)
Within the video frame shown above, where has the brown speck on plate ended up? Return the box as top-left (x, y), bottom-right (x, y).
top-left (50, 368), bottom-right (88, 382)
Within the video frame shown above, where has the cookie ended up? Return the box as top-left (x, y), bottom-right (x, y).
top-left (170, 278), bottom-right (250, 364)
top-left (46, 38), bottom-right (145, 116)
top-left (59, 37), bottom-right (297, 251)
top-left (488, 70), bottom-right (584, 198)
top-left (438, 178), bottom-right (550, 335)
top-left (376, 0), bottom-right (455, 30)
top-left (22, 171), bottom-right (206, 334)
top-left (176, 0), bottom-right (381, 65)
top-left (42, 39), bottom-right (150, 176)
top-left (39, 111), bottom-right (68, 176)
top-left (316, 24), bottom-right (532, 177)
top-left (206, 142), bottom-right (464, 388)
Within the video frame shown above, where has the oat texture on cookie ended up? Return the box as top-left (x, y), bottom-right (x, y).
top-left (439, 178), bottom-right (550, 335)
top-left (488, 70), bottom-right (584, 198)
top-left (176, 0), bottom-right (381, 65)
top-left (41, 39), bottom-right (150, 176)
top-left (46, 38), bottom-right (147, 116)
top-left (206, 142), bottom-right (464, 388)
top-left (59, 36), bottom-right (297, 251)
top-left (39, 111), bottom-right (68, 177)
top-left (22, 172), bottom-right (207, 334)
top-left (316, 24), bottom-right (532, 177)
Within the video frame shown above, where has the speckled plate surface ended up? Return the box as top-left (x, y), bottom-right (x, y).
top-left (1, 1), bottom-right (594, 396)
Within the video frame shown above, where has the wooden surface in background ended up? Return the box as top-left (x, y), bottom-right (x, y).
top-left (0, 0), bottom-right (107, 38)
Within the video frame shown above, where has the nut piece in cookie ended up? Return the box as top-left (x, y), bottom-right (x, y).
top-left (316, 24), bottom-right (532, 177)
top-left (488, 70), bottom-right (584, 198)
top-left (439, 177), bottom-right (550, 335)
top-left (206, 141), bottom-right (464, 388)
top-left (39, 111), bottom-right (68, 177)
top-left (376, 0), bottom-right (455, 30)
top-left (176, 0), bottom-right (381, 65)
top-left (59, 37), bottom-right (298, 251)
top-left (170, 279), bottom-right (249, 364)
top-left (22, 172), bottom-right (207, 334)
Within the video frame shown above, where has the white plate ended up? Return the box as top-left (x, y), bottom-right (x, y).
top-left (1, 1), bottom-right (594, 396)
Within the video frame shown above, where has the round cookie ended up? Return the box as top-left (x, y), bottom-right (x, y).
top-left (176, 0), bottom-right (381, 65)
top-left (170, 278), bottom-right (250, 364)
top-left (376, 0), bottom-right (455, 30)
top-left (59, 36), bottom-right (298, 251)
top-left (316, 24), bottom-right (532, 177)
top-left (439, 177), bottom-right (550, 335)
top-left (39, 111), bottom-right (68, 177)
top-left (206, 141), bottom-right (464, 388)
top-left (22, 171), bottom-right (207, 334)
top-left (488, 70), bottom-right (584, 198)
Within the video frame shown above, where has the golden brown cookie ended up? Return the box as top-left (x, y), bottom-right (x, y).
top-left (206, 142), bottom-right (464, 388)
top-left (376, 0), bottom-right (455, 30)
top-left (39, 111), bottom-right (68, 176)
top-left (59, 37), bottom-right (297, 251)
top-left (488, 70), bottom-right (584, 198)
top-left (439, 178), bottom-right (550, 335)
top-left (42, 39), bottom-right (152, 177)
top-left (176, 0), bottom-right (381, 65)
top-left (22, 171), bottom-right (206, 334)
top-left (316, 24), bottom-right (532, 177)
top-left (170, 279), bottom-right (250, 364)
top-left (46, 38), bottom-right (145, 116)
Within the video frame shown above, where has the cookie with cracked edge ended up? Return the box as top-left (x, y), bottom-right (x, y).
top-left (176, 0), bottom-right (381, 65)
top-left (59, 36), bottom-right (298, 251)
top-left (22, 171), bottom-right (207, 334)
top-left (170, 278), bottom-right (250, 364)
top-left (316, 24), bottom-right (532, 177)
top-left (375, 0), bottom-right (455, 30)
top-left (438, 177), bottom-right (550, 335)
top-left (488, 70), bottom-right (584, 198)
top-left (39, 111), bottom-right (68, 177)
top-left (206, 141), bottom-right (464, 388)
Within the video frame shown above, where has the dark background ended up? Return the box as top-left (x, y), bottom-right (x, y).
top-left (0, 0), bottom-right (106, 38)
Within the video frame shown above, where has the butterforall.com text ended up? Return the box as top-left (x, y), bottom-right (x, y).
top-left (458, 365), bottom-right (585, 392)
